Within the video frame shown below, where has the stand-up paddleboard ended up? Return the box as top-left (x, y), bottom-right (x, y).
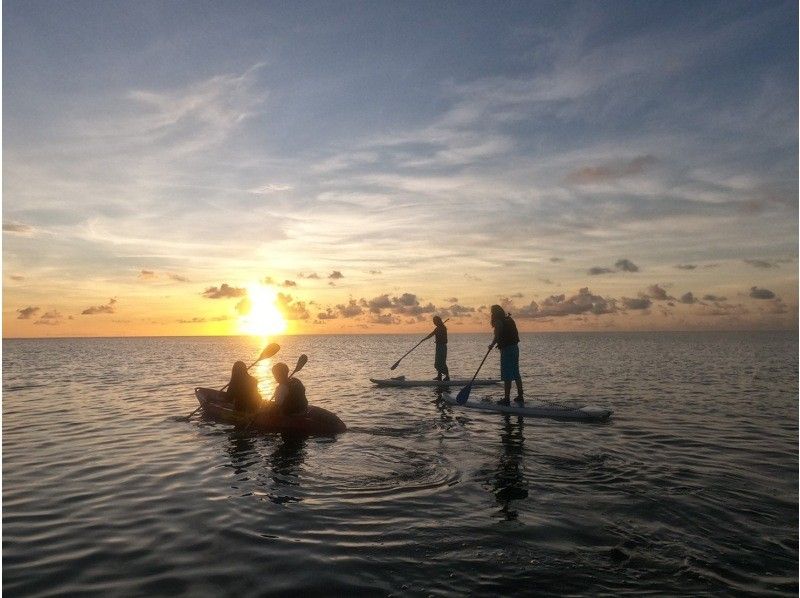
top-left (371, 376), bottom-right (499, 388)
top-left (441, 392), bottom-right (612, 422)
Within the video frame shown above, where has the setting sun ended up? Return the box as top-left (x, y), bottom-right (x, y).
top-left (238, 284), bottom-right (287, 336)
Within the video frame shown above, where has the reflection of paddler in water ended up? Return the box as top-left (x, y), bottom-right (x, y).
top-left (268, 433), bottom-right (307, 505)
top-left (422, 316), bottom-right (450, 381)
top-left (493, 415), bottom-right (528, 520)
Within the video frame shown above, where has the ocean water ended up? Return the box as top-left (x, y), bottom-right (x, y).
top-left (3, 331), bottom-right (797, 597)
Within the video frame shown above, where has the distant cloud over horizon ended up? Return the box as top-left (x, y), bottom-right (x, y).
top-left (202, 284), bottom-right (246, 299)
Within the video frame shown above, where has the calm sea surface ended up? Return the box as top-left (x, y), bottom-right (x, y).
top-left (3, 332), bottom-right (798, 596)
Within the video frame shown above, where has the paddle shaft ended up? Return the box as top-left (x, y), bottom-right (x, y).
top-left (456, 343), bottom-right (494, 404)
top-left (390, 318), bottom-right (450, 370)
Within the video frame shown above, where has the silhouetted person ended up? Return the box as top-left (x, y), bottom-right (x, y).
top-left (424, 315), bottom-right (450, 381)
top-left (490, 305), bottom-right (523, 405)
top-left (226, 360), bottom-right (262, 412)
top-left (271, 362), bottom-right (308, 416)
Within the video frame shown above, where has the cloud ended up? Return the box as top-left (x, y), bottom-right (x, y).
top-left (441, 304), bottom-right (476, 317)
top-left (749, 287), bottom-right (776, 300)
top-left (235, 297), bottom-right (251, 315)
top-left (367, 294), bottom-right (393, 313)
top-left (202, 283), bottom-right (246, 299)
top-left (615, 259), bottom-right (639, 273)
top-left (178, 315), bottom-right (230, 323)
top-left (335, 299), bottom-right (363, 318)
top-left (34, 310), bottom-right (63, 325)
top-left (676, 264), bottom-right (697, 270)
top-left (82, 298), bottom-right (117, 315)
top-left (138, 270), bottom-right (156, 280)
top-left (3, 221), bottom-right (33, 234)
top-left (276, 292), bottom-right (310, 320)
top-left (549, 257), bottom-right (563, 262)
top-left (702, 294), bottom-right (727, 302)
top-left (317, 309), bottom-right (337, 320)
top-left (370, 314), bottom-right (398, 325)
top-left (10, 275), bottom-right (25, 281)
top-left (445, 297), bottom-right (458, 303)
top-left (588, 267), bottom-right (614, 275)
top-left (645, 284), bottom-right (673, 301)
top-left (328, 270), bottom-right (344, 280)
top-left (280, 280), bottom-right (297, 288)
top-left (622, 297), bottom-right (651, 310)
top-left (250, 183), bottom-right (292, 194)
top-left (743, 259), bottom-right (777, 269)
top-left (369, 270), bottom-right (382, 275)
top-left (565, 155), bottom-right (657, 184)
top-left (514, 287), bottom-right (616, 318)
top-left (298, 272), bottom-right (320, 279)
top-left (679, 292), bottom-right (697, 304)
top-left (169, 273), bottom-right (190, 282)
top-left (17, 306), bottom-right (40, 319)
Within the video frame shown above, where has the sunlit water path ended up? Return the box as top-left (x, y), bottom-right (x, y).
top-left (3, 332), bottom-right (797, 596)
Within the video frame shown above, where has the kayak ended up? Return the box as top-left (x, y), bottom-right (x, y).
top-left (441, 393), bottom-right (612, 422)
top-left (195, 387), bottom-right (346, 435)
top-left (370, 377), bottom-right (499, 388)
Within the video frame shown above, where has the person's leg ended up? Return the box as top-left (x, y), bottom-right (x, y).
top-left (504, 380), bottom-right (511, 401)
top-left (514, 376), bottom-right (524, 402)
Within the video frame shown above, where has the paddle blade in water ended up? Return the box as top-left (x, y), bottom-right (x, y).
top-left (456, 384), bottom-right (472, 405)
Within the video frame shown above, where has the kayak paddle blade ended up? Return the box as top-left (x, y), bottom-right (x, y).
top-left (290, 354), bottom-right (308, 377)
top-left (455, 384), bottom-right (472, 405)
top-left (259, 343), bottom-right (280, 361)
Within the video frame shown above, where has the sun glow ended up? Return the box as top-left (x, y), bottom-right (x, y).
top-left (238, 284), bottom-right (287, 336)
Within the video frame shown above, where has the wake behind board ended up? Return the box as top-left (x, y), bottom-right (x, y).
top-left (371, 377), bottom-right (499, 388)
top-left (441, 392), bottom-right (612, 422)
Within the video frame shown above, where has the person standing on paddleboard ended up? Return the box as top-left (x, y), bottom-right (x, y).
top-left (423, 316), bottom-right (450, 381)
top-left (489, 305), bottom-right (523, 405)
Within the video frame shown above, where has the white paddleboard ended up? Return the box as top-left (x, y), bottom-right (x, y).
top-left (441, 392), bottom-right (612, 422)
top-left (370, 377), bottom-right (499, 388)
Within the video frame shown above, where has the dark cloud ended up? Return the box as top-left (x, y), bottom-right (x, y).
top-left (749, 287), bottom-right (776, 300)
top-left (17, 306), bottom-right (40, 319)
top-left (702, 294), bottom-right (727, 302)
top-left (622, 297), bottom-right (651, 310)
top-left (277, 293), bottom-right (310, 320)
top-left (317, 309), bottom-right (337, 320)
top-left (298, 272), bottom-right (320, 279)
top-left (442, 304), bottom-right (476, 317)
top-left (202, 283), bottom-right (246, 299)
top-left (675, 264), bottom-right (697, 270)
top-left (367, 294), bottom-right (392, 313)
top-left (743, 259), bottom-right (777, 269)
top-left (588, 267), bottom-right (614, 275)
top-left (82, 298), bottom-right (116, 315)
top-left (138, 270), bottom-right (156, 280)
top-left (3, 221), bottom-right (33, 234)
top-left (615, 259), bottom-right (639, 273)
top-left (645, 284), bottom-right (673, 301)
top-left (328, 271), bottom-right (344, 280)
top-left (370, 314), bottom-right (398, 325)
top-left (169, 273), bottom-right (190, 282)
top-left (34, 310), bottom-right (63, 326)
top-left (10, 274), bottom-right (25, 281)
top-left (280, 280), bottom-right (297, 288)
top-left (335, 299), bottom-right (363, 318)
top-left (679, 292), bottom-right (697, 304)
top-left (565, 155), bottom-right (657, 184)
top-left (445, 297), bottom-right (458, 303)
top-left (514, 288), bottom-right (616, 318)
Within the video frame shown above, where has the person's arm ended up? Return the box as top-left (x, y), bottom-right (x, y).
top-left (490, 322), bottom-right (501, 349)
top-left (424, 330), bottom-right (435, 341)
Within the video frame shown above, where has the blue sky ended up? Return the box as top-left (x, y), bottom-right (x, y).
top-left (3, 0), bottom-right (797, 335)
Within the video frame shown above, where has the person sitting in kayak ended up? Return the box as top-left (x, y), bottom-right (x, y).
top-left (226, 360), bottom-right (262, 412)
top-left (490, 305), bottom-right (524, 406)
top-left (423, 315), bottom-right (450, 381)
top-left (271, 362), bottom-right (308, 416)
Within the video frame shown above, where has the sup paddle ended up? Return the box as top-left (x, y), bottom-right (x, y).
top-left (181, 342), bottom-right (280, 421)
top-left (455, 342), bottom-right (495, 405)
top-left (244, 353), bottom-right (308, 431)
top-left (390, 318), bottom-right (450, 370)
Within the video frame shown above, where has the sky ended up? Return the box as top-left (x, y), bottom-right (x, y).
top-left (3, 0), bottom-right (798, 337)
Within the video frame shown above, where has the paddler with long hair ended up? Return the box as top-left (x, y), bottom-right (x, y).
top-left (226, 360), bottom-right (262, 412)
top-left (489, 305), bottom-right (523, 405)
